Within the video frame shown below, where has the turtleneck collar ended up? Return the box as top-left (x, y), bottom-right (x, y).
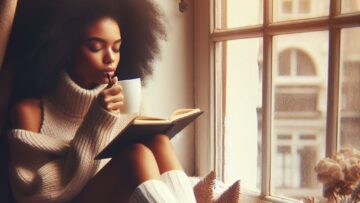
top-left (47, 71), bottom-right (106, 118)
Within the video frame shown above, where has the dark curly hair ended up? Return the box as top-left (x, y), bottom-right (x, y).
top-left (6, 0), bottom-right (166, 101)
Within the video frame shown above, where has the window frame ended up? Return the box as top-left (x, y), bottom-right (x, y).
top-left (194, 0), bottom-right (360, 202)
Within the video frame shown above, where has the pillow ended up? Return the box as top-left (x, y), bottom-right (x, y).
top-left (193, 171), bottom-right (216, 203)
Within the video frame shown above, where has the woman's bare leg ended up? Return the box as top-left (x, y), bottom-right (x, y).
top-left (145, 134), bottom-right (197, 203)
top-left (145, 134), bottom-right (182, 173)
top-left (74, 143), bottom-right (161, 203)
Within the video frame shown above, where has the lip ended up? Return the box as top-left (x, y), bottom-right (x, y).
top-left (106, 71), bottom-right (115, 77)
top-left (104, 68), bottom-right (115, 77)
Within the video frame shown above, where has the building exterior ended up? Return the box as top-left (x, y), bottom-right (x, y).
top-left (270, 0), bottom-right (360, 199)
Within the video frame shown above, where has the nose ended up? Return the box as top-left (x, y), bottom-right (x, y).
top-left (103, 48), bottom-right (115, 65)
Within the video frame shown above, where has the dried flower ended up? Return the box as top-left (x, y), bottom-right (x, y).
top-left (314, 147), bottom-right (360, 203)
top-left (315, 158), bottom-right (344, 183)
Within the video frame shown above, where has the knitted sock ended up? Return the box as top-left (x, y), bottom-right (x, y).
top-left (129, 179), bottom-right (177, 203)
top-left (193, 171), bottom-right (216, 203)
top-left (214, 180), bottom-right (240, 203)
top-left (160, 170), bottom-right (197, 203)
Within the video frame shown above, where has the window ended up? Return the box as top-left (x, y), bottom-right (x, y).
top-left (342, 0), bottom-right (360, 13)
top-left (274, 0), bottom-right (329, 21)
top-left (278, 49), bottom-right (316, 76)
top-left (280, 0), bottom-right (311, 14)
top-left (195, 0), bottom-right (360, 202)
top-left (339, 28), bottom-right (360, 150)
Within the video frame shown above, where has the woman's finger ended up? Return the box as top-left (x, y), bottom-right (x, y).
top-left (107, 101), bottom-right (124, 111)
top-left (104, 84), bottom-right (123, 95)
top-left (112, 76), bottom-right (118, 84)
top-left (104, 94), bottom-right (124, 103)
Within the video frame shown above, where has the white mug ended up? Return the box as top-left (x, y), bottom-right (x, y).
top-left (118, 78), bottom-right (141, 114)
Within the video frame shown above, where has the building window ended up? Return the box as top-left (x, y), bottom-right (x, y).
top-left (281, 0), bottom-right (311, 14)
top-left (195, 0), bottom-right (360, 202)
top-left (282, 0), bottom-right (293, 14)
top-left (278, 49), bottom-right (316, 77)
top-left (274, 0), bottom-right (328, 22)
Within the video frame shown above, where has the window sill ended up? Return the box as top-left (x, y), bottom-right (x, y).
top-left (239, 188), bottom-right (303, 203)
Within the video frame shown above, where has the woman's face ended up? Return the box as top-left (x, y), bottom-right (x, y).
top-left (72, 17), bottom-right (121, 88)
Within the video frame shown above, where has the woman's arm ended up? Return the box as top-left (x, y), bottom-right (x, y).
top-left (8, 96), bottom-right (135, 202)
top-left (10, 98), bottom-right (42, 132)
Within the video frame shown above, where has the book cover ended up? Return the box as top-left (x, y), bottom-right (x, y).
top-left (95, 108), bottom-right (203, 159)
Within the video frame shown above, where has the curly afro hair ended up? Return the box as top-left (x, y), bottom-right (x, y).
top-left (6, 0), bottom-right (166, 100)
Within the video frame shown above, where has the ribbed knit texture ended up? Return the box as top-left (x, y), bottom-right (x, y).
top-left (160, 170), bottom-right (197, 203)
top-left (214, 180), bottom-right (240, 203)
top-left (7, 71), bottom-right (137, 203)
top-left (193, 171), bottom-right (215, 203)
top-left (129, 179), bottom-right (177, 203)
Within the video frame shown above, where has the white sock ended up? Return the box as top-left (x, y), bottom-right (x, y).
top-left (160, 170), bottom-right (197, 203)
top-left (129, 179), bottom-right (177, 203)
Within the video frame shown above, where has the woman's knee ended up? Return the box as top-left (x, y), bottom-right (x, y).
top-left (114, 143), bottom-right (161, 181)
top-left (119, 143), bottom-right (153, 162)
top-left (147, 134), bottom-right (170, 148)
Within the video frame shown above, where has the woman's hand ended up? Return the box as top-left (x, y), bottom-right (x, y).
top-left (97, 76), bottom-right (124, 114)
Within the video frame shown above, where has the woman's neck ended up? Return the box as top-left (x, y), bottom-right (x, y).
top-left (67, 69), bottom-right (98, 90)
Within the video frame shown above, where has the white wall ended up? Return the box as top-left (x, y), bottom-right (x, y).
top-left (141, 0), bottom-right (195, 175)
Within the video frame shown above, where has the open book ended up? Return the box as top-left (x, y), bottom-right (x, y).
top-left (96, 108), bottom-right (203, 159)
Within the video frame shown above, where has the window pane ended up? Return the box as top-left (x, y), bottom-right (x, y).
top-left (274, 0), bottom-right (329, 22)
top-left (339, 28), bottom-right (360, 150)
top-left (297, 50), bottom-right (316, 76)
top-left (283, 0), bottom-right (293, 14)
top-left (299, 0), bottom-right (311, 13)
top-left (221, 38), bottom-right (262, 192)
top-left (272, 32), bottom-right (328, 200)
top-left (216, 0), bottom-right (262, 29)
top-left (279, 51), bottom-right (291, 76)
top-left (342, 0), bottom-right (360, 13)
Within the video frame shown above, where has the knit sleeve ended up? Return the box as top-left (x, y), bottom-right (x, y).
top-left (8, 100), bottom-right (136, 203)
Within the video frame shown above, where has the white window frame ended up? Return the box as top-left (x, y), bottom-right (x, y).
top-left (194, 0), bottom-right (360, 202)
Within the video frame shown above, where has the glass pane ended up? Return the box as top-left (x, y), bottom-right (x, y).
top-left (342, 0), bottom-right (360, 13)
top-left (216, 0), bottom-right (262, 29)
top-left (279, 51), bottom-right (291, 76)
top-left (221, 38), bottom-right (262, 192)
top-left (339, 28), bottom-right (360, 150)
top-left (274, 0), bottom-right (329, 22)
top-left (272, 31), bottom-right (328, 200)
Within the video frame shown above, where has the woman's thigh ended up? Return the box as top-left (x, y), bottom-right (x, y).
top-left (73, 143), bottom-right (161, 203)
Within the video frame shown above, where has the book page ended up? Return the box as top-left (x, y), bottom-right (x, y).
top-left (133, 108), bottom-right (201, 125)
top-left (135, 116), bottom-right (165, 121)
top-left (170, 108), bottom-right (201, 121)
top-left (134, 115), bottom-right (170, 125)
top-left (133, 119), bottom-right (171, 125)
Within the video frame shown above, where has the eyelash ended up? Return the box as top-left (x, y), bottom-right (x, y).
top-left (88, 46), bottom-right (120, 53)
top-left (89, 46), bottom-right (101, 52)
top-left (112, 48), bottom-right (120, 53)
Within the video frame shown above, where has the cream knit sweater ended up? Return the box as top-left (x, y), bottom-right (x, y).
top-left (7, 72), bottom-right (136, 203)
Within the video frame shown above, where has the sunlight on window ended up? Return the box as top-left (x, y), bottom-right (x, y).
top-left (274, 0), bottom-right (329, 21)
top-left (342, 0), bottom-right (360, 13)
top-left (272, 31), bottom-right (328, 200)
top-left (339, 27), bottom-right (360, 150)
top-left (216, 0), bottom-right (262, 29)
top-left (222, 38), bottom-right (262, 192)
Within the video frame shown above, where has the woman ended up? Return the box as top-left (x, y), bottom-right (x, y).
top-left (6, 0), bottom-right (196, 202)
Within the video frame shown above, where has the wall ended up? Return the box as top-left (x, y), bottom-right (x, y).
top-left (141, 0), bottom-right (195, 175)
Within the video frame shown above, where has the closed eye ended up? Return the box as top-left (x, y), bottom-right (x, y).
top-left (87, 42), bottom-right (103, 52)
top-left (112, 41), bottom-right (121, 53)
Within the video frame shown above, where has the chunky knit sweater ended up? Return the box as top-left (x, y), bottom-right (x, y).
top-left (7, 72), bottom-right (136, 203)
